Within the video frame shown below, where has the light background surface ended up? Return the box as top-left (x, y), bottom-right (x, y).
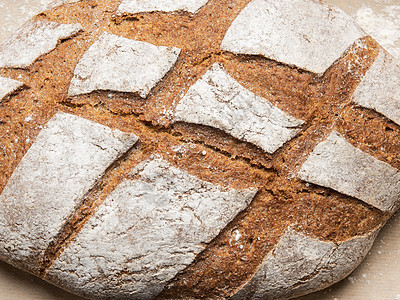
top-left (0, 0), bottom-right (400, 299)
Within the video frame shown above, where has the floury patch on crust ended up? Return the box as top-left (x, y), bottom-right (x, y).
top-left (68, 32), bottom-right (180, 98)
top-left (117, 0), bottom-right (210, 14)
top-left (0, 76), bottom-right (24, 102)
top-left (298, 131), bottom-right (400, 212)
top-left (0, 20), bottom-right (82, 68)
top-left (221, 0), bottom-right (365, 74)
top-left (352, 48), bottom-right (400, 126)
top-left (355, 2), bottom-right (400, 61)
top-left (44, 0), bottom-right (80, 11)
top-left (232, 228), bottom-right (379, 299)
top-left (174, 63), bottom-right (304, 154)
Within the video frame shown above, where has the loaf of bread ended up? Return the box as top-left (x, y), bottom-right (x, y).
top-left (0, 0), bottom-right (399, 299)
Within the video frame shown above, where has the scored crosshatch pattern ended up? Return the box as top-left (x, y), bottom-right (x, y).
top-left (47, 157), bottom-right (257, 299)
top-left (0, 0), bottom-right (399, 299)
top-left (0, 112), bottom-right (138, 273)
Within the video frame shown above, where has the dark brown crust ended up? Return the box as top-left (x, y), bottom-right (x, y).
top-left (0, 0), bottom-right (395, 299)
top-left (159, 36), bottom-right (388, 299)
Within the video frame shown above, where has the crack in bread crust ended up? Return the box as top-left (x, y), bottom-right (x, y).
top-left (39, 142), bottom-right (141, 276)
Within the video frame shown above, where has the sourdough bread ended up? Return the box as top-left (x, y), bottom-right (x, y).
top-left (0, 0), bottom-right (399, 299)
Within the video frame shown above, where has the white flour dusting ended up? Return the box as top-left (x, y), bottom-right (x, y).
top-left (0, 0), bottom-right (54, 43)
top-left (356, 4), bottom-right (400, 60)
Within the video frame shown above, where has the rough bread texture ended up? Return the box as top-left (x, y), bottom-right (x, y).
top-left (0, 0), bottom-right (398, 299)
top-left (232, 228), bottom-right (379, 299)
top-left (47, 157), bottom-right (256, 299)
top-left (0, 112), bottom-right (138, 273)
top-left (174, 63), bottom-right (304, 154)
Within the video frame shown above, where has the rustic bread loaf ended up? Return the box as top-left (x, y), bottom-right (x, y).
top-left (0, 0), bottom-right (399, 299)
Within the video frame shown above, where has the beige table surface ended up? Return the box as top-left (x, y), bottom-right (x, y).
top-left (0, 0), bottom-right (400, 299)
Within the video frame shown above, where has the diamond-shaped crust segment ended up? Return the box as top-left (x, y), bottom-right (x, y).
top-left (174, 63), bottom-right (304, 154)
top-left (221, 0), bottom-right (365, 74)
top-left (232, 228), bottom-right (378, 300)
top-left (298, 131), bottom-right (400, 212)
top-left (68, 32), bottom-right (181, 98)
top-left (0, 76), bottom-right (24, 102)
top-left (47, 157), bottom-right (256, 299)
top-left (0, 20), bottom-right (82, 69)
top-left (352, 48), bottom-right (400, 126)
top-left (0, 112), bottom-right (138, 272)
top-left (117, 0), bottom-right (210, 14)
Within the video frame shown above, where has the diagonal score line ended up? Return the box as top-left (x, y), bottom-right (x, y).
top-left (39, 141), bottom-right (140, 276)
top-left (0, 0), bottom-right (386, 298)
